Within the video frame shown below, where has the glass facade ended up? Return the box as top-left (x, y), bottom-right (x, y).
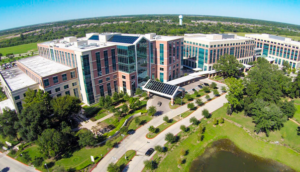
top-left (136, 38), bottom-right (149, 85)
top-left (96, 52), bottom-right (102, 76)
top-left (150, 43), bottom-right (154, 64)
top-left (160, 44), bottom-right (164, 65)
top-left (104, 50), bottom-right (109, 74)
top-left (198, 48), bottom-right (204, 69)
top-left (117, 45), bottom-right (136, 73)
top-left (81, 54), bottom-right (95, 104)
top-left (160, 72), bottom-right (164, 82)
top-left (112, 49), bottom-right (117, 71)
top-left (263, 44), bottom-right (269, 57)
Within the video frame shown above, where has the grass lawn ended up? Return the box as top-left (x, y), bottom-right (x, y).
top-left (0, 42), bottom-right (39, 55)
top-left (115, 150), bottom-right (136, 170)
top-left (150, 107), bottom-right (300, 172)
top-left (293, 98), bottom-right (300, 122)
top-left (128, 115), bottom-right (152, 131)
top-left (94, 109), bottom-right (108, 120)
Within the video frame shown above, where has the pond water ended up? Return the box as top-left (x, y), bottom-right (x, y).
top-left (189, 139), bottom-right (295, 172)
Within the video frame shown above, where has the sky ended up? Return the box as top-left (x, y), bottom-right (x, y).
top-left (0, 0), bottom-right (300, 31)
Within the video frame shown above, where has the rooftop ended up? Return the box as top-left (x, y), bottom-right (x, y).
top-left (0, 67), bottom-right (37, 91)
top-left (0, 99), bottom-right (15, 113)
top-left (184, 33), bottom-right (252, 43)
top-left (245, 34), bottom-right (300, 46)
top-left (18, 56), bottom-right (73, 77)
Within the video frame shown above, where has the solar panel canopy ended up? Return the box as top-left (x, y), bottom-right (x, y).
top-left (108, 35), bottom-right (139, 44)
top-left (144, 80), bottom-right (178, 96)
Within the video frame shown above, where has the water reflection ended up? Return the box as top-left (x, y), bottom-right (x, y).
top-left (190, 139), bottom-right (295, 172)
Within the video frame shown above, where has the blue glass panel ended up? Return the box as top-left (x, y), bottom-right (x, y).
top-left (88, 35), bottom-right (99, 40)
top-left (109, 35), bottom-right (139, 44)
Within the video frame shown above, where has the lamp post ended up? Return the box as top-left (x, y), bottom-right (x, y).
top-left (45, 163), bottom-right (49, 172)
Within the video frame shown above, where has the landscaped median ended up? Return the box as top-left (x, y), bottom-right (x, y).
top-left (116, 150), bottom-right (136, 171)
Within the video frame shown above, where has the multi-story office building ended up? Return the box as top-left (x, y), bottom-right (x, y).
top-left (183, 33), bottom-right (256, 71)
top-left (245, 34), bottom-right (300, 68)
top-left (0, 56), bottom-right (81, 113)
top-left (37, 33), bottom-right (183, 105)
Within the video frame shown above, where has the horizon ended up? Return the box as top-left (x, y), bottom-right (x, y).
top-left (1, 0), bottom-right (300, 31)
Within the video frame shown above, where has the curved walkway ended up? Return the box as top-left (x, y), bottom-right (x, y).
top-left (92, 85), bottom-right (227, 172)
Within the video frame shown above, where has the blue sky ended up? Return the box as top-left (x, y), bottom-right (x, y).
top-left (0, 0), bottom-right (299, 31)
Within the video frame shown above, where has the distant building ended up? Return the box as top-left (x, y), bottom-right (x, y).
top-left (183, 33), bottom-right (256, 71)
top-left (179, 15), bottom-right (183, 26)
top-left (245, 34), bottom-right (300, 68)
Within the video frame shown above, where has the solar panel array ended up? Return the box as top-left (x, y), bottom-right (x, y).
top-left (108, 35), bottom-right (139, 44)
top-left (88, 35), bottom-right (99, 40)
top-left (144, 80), bottom-right (178, 96)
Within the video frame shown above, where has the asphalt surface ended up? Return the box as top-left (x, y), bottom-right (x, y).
top-left (0, 152), bottom-right (39, 172)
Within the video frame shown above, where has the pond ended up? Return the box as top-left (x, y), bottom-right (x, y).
top-left (189, 139), bottom-right (295, 172)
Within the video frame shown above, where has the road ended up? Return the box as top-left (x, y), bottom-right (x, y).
top-left (0, 152), bottom-right (39, 172)
top-left (93, 79), bottom-right (227, 172)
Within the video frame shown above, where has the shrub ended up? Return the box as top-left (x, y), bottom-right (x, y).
top-left (120, 126), bottom-right (128, 134)
top-left (193, 90), bottom-right (199, 97)
top-left (134, 117), bottom-right (141, 125)
top-left (22, 152), bottom-right (31, 163)
top-left (213, 89), bottom-right (219, 96)
top-left (205, 95), bottom-right (210, 101)
top-left (148, 126), bottom-right (156, 133)
top-left (196, 99), bottom-right (203, 106)
top-left (221, 86), bottom-right (227, 92)
top-left (165, 133), bottom-right (176, 143)
top-left (213, 118), bottom-right (218, 125)
top-left (177, 158), bottom-right (183, 164)
top-left (210, 82), bottom-right (217, 89)
top-left (148, 106), bottom-right (157, 116)
top-left (202, 109), bottom-right (210, 118)
top-left (187, 103), bottom-right (195, 110)
top-left (184, 93), bottom-right (192, 101)
top-left (32, 156), bottom-right (43, 167)
top-left (174, 98), bottom-right (182, 105)
top-left (180, 125), bottom-right (187, 132)
top-left (180, 149), bottom-right (186, 156)
top-left (144, 160), bottom-right (155, 170)
top-left (198, 124), bottom-right (204, 134)
top-left (220, 118), bottom-right (225, 124)
top-left (163, 116), bottom-right (169, 123)
top-left (190, 117), bottom-right (199, 125)
top-left (154, 145), bottom-right (163, 152)
top-left (107, 163), bottom-right (119, 172)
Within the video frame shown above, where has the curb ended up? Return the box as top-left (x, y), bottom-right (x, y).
top-left (121, 151), bottom-right (137, 172)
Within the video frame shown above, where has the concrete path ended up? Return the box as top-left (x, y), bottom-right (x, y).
top-left (92, 89), bottom-right (227, 172)
top-left (0, 152), bottom-right (39, 172)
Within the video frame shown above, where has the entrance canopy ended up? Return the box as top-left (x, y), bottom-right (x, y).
top-left (142, 80), bottom-right (180, 98)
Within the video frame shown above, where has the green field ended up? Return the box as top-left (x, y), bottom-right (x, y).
top-left (150, 106), bottom-right (300, 172)
top-left (0, 42), bottom-right (38, 56)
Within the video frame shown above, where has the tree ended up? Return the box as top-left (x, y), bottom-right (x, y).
top-left (210, 82), bottom-right (217, 89)
top-left (282, 61), bottom-right (290, 73)
top-left (202, 109), bottom-right (210, 118)
top-left (134, 117), bottom-right (141, 125)
top-left (135, 88), bottom-right (143, 96)
top-left (180, 125), bottom-right (187, 132)
top-left (205, 94), bottom-right (210, 101)
top-left (123, 93), bottom-right (130, 101)
top-left (190, 117), bottom-right (199, 125)
top-left (203, 86), bottom-right (210, 93)
top-left (196, 99), bottom-right (203, 106)
top-left (120, 126), bottom-right (128, 134)
top-left (78, 130), bottom-right (96, 147)
top-left (107, 163), bottom-right (120, 172)
top-left (51, 95), bottom-right (81, 123)
top-left (184, 93), bottom-right (192, 101)
top-left (278, 101), bottom-right (296, 118)
top-left (174, 97), bottom-right (182, 105)
top-left (225, 77), bottom-right (244, 110)
top-left (144, 160), bottom-right (155, 170)
top-left (248, 99), bottom-right (287, 136)
top-left (163, 116), bottom-right (169, 123)
top-left (187, 103), bottom-right (195, 110)
top-left (213, 89), bottom-right (220, 96)
top-left (121, 104), bottom-right (129, 115)
top-left (99, 96), bottom-right (105, 107)
top-left (37, 129), bottom-right (66, 157)
top-left (193, 90), bottom-right (199, 97)
top-left (198, 124), bottom-right (204, 134)
top-left (112, 91), bottom-right (119, 102)
top-left (148, 106), bottom-right (156, 116)
top-left (221, 86), bottom-right (227, 92)
top-left (32, 157), bottom-right (43, 167)
top-left (22, 151), bottom-right (31, 163)
top-left (213, 118), bottom-right (218, 125)
top-left (0, 108), bottom-right (18, 139)
top-left (52, 166), bottom-right (67, 172)
top-left (165, 133), bottom-right (176, 143)
top-left (105, 95), bottom-right (113, 108)
top-left (148, 126), bottom-right (156, 133)
top-left (180, 149), bottom-right (186, 156)
top-left (154, 145), bottom-right (163, 152)
top-left (213, 54), bottom-right (243, 77)
top-left (23, 89), bottom-right (51, 109)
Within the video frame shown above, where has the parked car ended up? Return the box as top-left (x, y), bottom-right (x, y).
top-left (145, 148), bottom-right (155, 156)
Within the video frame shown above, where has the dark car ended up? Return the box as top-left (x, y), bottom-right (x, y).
top-left (145, 148), bottom-right (154, 156)
top-left (203, 83), bottom-right (209, 86)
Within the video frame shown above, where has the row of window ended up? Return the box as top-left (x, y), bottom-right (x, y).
top-left (252, 38), bottom-right (300, 49)
top-left (43, 71), bottom-right (76, 87)
top-left (184, 41), bottom-right (255, 48)
top-left (39, 47), bottom-right (78, 67)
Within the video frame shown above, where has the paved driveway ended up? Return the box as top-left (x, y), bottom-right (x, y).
top-left (92, 90), bottom-right (228, 172)
top-left (0, 152), bottom-right (39, 172)
top-left (146, 95), bottom-right (172, 115)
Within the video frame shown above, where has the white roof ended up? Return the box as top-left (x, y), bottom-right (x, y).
top-left (0, 99), bottom-right (15, 113)
top-left (242, 63), bottom-right (252, 69)
top-left (265, 57), bottom-right (275, 62)
top-left (184, 34), bottom-right (252, 44)
top-left (1, 67), bottom-right (37, 91)
top-left (245, 34), bottom-right (300, 47)
top-left (166, 75), bottom-right (198, 85)
top-left (18, 56), bottom-right (73, 77)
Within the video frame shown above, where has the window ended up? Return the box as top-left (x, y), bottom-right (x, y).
top-left (107, 83), bottom-right (112, 96)
top-left (47, 90), bottom-right (51, 94)
top-left (62, 74), bottom-right (67, 81)
top-left (160, 44), bottom-right (164, 65)
top-left (114, 81), bottom-right (118, 93)
top-left (160, 68), bottom-right (164, 71)
top-left (23, 93), bottom-right (26, 97)
top-left (72, 82), bottom-right (77, 86)
top-left (14, 95), bottom-right (20, 100)
top-left (71, 71), bottom-right (75, 78)
top-left (53, 76), bottom-right (58, 84)
top-left (16, 102), bottom-right (22, 112)
top-left (96, 52), bottom-right (102, 76)
top-left (73, 88), bottom-right (79, 98)
top-left (114, 75), bottom-right (117, 79)
top-left (99, 85), bottom-right (105, 97)
top-left (55, 87), bottom-right (61, 92)
top-left (64, 85), bottom-right (69, 89)
top-left (106, 77), bottom-right (110, 81)
top-left (65, 91), bottom-right (70, 95)
top-left (98, 79), bottom-right (103, 84)
top-left (131, 75), bottom-right (135, 80)
top-left (122, 75), bottom-right (126, 79)
top-left (104, 50), bottom-right (109, 74)
top-left (112, 49), bottom-right (117, 71)
top-left (57, 93), bottom-right (62, 97)
top-left (43, 79), bottom-right (49, 87)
